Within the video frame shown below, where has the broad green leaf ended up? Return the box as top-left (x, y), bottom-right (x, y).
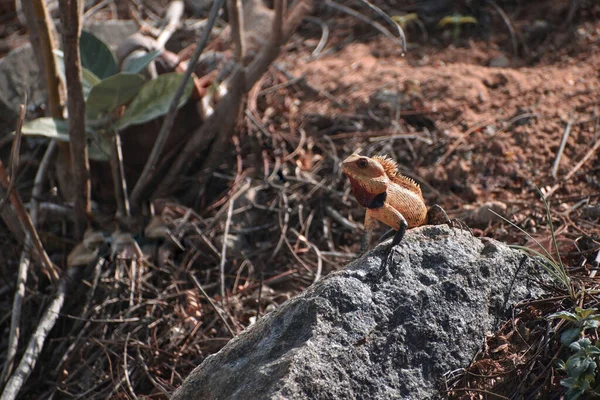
top-left (122, 50), bottom-right (161, 74)
top-left (80, 30), bottom-right (117, 79)
top-left (567, 356), bottom-right (594, 378)
top-left (114, 72), bottom-right (194, 131)
top-left (562, 328), bottom-right (583, 345)
top-left (583, 320), bottom-right (600, 330)
top-left (86, 73), bottom-right (145, 120)
top-left (576, 308), bottom-right (598, 319)
top-left (87, 133), bottom-right (112, 162)
top-left (20, 118), bottom-right (69, 141)
top-left (54, 50), bottom-right (101, 99)
top-left (548, 311), bottom-right (578, 322)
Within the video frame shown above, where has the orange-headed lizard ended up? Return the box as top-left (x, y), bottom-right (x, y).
top-left (342, 153), bottom-right (447, 253)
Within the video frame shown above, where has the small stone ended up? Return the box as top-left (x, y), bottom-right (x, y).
top-left (467, 201), bottom-right (508, 227)
top-left (489, 55), bottom-right (510, 68)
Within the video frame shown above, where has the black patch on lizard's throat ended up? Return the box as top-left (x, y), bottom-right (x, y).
top-left (366, 191), bottom-right (386, 209)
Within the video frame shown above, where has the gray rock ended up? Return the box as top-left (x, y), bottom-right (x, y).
top-left (488, 55), bottom-right (510, 68)
top-left (172, 225), bottom-right (546, 400)
top-left (0, 44), bottom-right (45, 134)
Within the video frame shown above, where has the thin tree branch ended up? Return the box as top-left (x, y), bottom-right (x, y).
top-left (245, 0), bottom-right (313, 87)
top-left (552, 113), bottom-right (575, 179)
top-left (59, 0), bottom-right (89, 240)
top-left (228, 0), bottom-right (245, 61)
top-left (0, 162), bottom-right (58, 281)
top-left (129, 0), bottom-right (226, 210)
top-left (2, 269), bottom-right (74, 400)
top-left (154, 0), bottom-right (313, 196)
top-left (0, 101), bottom-right (26, 215)
top-left (156, 0), bottom-right (185, 49)
top-left (31, 0), bottom-right (62, 118)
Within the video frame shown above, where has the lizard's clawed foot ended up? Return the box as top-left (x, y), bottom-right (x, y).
top-left (427, 204), bottom-right (473, 235)
top-left (379, 220), bottom-right (407, 276)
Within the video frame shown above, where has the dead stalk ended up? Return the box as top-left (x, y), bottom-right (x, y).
top-left (220, 200), bottom-right (235, 301)
top-left (485, 0), bottom-right (519, 57)
top-left (190, 274), bottom-right (236, 337)
top-left (129, 0), bottom-right (225, 209)
top-left (545, 138), bottom-right (600, 199)
top-left (58, 0), bottom-right (90, 239)
top-left (324, 1), bottom-right (405, 54)
top-left (156, 0), bottom-right (185, 49)
top-left (0, 140), bottom-right (57, 385)
top-left (112, 132), bottom-right (131, 218)
top-left (551, 114), bottom-right (575, 179)
top-left (31, 0), bottom-right (62, 117)
top-left (2, 268), bottom-right (74, 400)
top-left (0, 102), bottom-right (25, 215)
top-left (0, 161), bottom-right (58, 281)
top-left (228, 0), bottom-right (245, 61)
top-left (154, 1), bottom-right (313, 197)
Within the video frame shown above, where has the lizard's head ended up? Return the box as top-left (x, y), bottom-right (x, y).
top-left (341, 154), bottom-right (386, 181)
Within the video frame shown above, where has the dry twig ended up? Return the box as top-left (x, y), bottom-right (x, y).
top-left (2, 268), bottom-right (75, 400)
top-left (129, 0), bottom-right (226, 209)
top-left (0, 140), bottom-right (57, 385)
top-left (551, 114), bottom-right (575, 179)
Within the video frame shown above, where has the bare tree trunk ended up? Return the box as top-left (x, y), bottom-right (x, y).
top-left (58, 0), bottom-right (90, 239)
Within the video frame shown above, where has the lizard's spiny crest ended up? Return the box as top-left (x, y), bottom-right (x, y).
top-left (372, 155), bottom-right (422, 195)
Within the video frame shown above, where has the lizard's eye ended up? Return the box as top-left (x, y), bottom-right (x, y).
top-left (356, 159), bottom-right (368, 168)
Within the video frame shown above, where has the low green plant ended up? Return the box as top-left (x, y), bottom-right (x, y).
top-left (20, 30), bottom-right (194, 161)
top-left (550, 308), bottom-right (600, 345)
top-left (556, 338), bottom-right (600, 399)
top-left (438, 14), bottom-right (478, 41)
top-left (391, 13), bottom-right (421, 29)
top-left (490, 189), bottom-right (574, 299)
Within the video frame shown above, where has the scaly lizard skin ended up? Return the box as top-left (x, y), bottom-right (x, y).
top-left (342, 154), bottom-right (429, 252)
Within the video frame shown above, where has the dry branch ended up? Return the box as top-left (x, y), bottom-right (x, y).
top-left (58, 0), bottom-right (90, 239)
top-left (551, 114), bottom-right (575, 179)
top-left (0, 163), bottom-right (58, 281)
top-left (129, 0), bottom-right (226, 210)
top-left (228, 0), bottom-right (245, 61)
top-left (31, 0), bottom-right (62, 118)
top-left (154, 0), bottom-right (313, 197)
top-left (157, 0), bottom-right (185, 48)
top-left (2, 269), bottom-right (73, 400)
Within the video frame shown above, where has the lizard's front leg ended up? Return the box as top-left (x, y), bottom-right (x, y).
top-left (367, 203), bottom-right (408, 273)
top-left (368, 203), bottom-right (408, 247)
top-left (360, 212), bottom-right (377, 253)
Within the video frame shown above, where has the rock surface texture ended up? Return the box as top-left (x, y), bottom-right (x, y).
top-left (172, 225), bottom-right (546, 400)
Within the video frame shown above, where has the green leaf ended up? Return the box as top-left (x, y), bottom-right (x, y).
top-left (567, 356), bottom-right (592, 377)
top-left (583, 320), bottom-right (600, 330)
top-left (20, 118), bottom-right (70, 141)
top-left (80, 30), bottom-right (117, 79)
top-left (122, 49), bottom-right (161, 74)
top-left (549, 311), bottom-right (579, 322)
top-left (561, 377), bottom-right (577, 389)
top-left (87, 132), bottom-right (112, 162)
top-left (576, 308), bottom-right (598, 319)
top-left (562, 328), bottom-right (583, 345)
top-left (114, 72), bottom-right (194, 131)
top-left (556, 359), bottom-right (567, 370)
top-left (54, 50), bottom-right (101, 99)
top-left (86, 73), bottom-right (145, 121)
